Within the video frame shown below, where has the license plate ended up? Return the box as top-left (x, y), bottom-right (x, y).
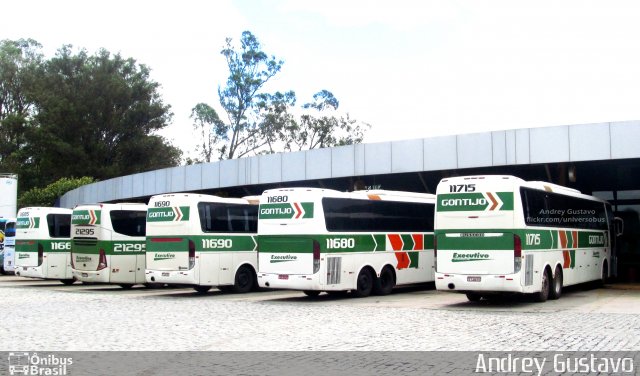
top-left (81, 273), bottom-right (88, 278)
top-left (278, 274), bottom-right (289, 280)
top-left (467, 276), bottom-right (481, 282)
top-left (162, 272), bottom-right (170, 277)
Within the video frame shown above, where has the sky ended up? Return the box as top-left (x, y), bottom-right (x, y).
top-left (3, 0), bottom-right (640, 160)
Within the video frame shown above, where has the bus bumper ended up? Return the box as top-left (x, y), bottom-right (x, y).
top-left (145, 269), bottom-right (197, 285)
top-left (258, 272), bottom-right (342, 291)
top-left (435, 272), bottom-right (523, 293)
top-left (15, 266), bottom-right (45, 279)
top-left (72, 269), bottom-right (110, 283)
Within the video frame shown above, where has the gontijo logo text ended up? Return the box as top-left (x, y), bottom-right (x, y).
top-left (259, 196), bottom-right (314, 219)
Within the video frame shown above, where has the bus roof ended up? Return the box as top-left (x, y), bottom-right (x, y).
top-left (262, 187), bottom-right (435, 201)
top-left (149, 193), bottom-right (257, 205)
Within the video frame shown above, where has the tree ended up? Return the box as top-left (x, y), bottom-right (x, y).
top-left (23, 45), bottom-right (181, 188)
top-left (190, 103), bottom-right (225, 163)
top-left (218, 31), bottom-right (284, 159)
top-left (283, 90), bottom-right (370, 151)
top-left (0, 39), bottom-right (42, 178)
top-left (198, 31), bottom-right (370, 160)
top-left (18, 176), bottom-right (95, 208)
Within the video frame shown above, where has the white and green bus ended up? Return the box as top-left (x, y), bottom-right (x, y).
top-left (13, 207), bottom-right (74, 284)
top-left (145, 193), bottom-right (259, 293)
top-left (71, 203), bottom-right (148, 288)
top-left (434, 175), bottom-right (623, 302)
top-left (257, 188), bottom-right (436, 298)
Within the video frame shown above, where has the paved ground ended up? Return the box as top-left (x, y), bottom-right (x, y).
top-left (1, 274), bottom-right (639, 351)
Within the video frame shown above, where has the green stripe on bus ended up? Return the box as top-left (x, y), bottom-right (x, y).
top-left (16, 239), bottom-right (71, 252)
top-left (258, 234), bottom-right (434, 253)
top-left (146, 235), bottom-right (257, 253)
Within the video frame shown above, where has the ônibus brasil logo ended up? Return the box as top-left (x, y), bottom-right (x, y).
top-left (451, 252), bottom-right (492, 262)
top-left (259, 202), bottom-right (314, 220)
top-left (8, 352), bottom-right (73, 375)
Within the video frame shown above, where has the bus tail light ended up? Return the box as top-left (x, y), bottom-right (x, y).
top-left (70, 253), bottom-right (75, 269)
top-left (312, 240), bottom-right (320, 274)
top-left (97, 249), bottom-right (107, 270)
top-left (513, 234), bottom-right (522, 273)
top-left (188, 240), bottom-right (196, 270)
top-left (37, 243), bottom-right (44, 266)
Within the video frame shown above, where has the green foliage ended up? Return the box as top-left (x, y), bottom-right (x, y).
top-left (18, 176), bottom-right (95, 208)
top-left (194, 31), bottom-right (370, 161)
top-left (0, 40), bottom-right (182, 194)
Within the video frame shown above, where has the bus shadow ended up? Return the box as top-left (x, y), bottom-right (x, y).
top-left (441, 285), bottom-right (590, 308)
top-left (262, 283), bottom-right (437, 303)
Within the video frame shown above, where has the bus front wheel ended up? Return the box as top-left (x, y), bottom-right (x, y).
top-left (60, 278), bottom-right (75, 286)
top-left (194, 285), bottom-right (212, 294)
top-left (303, 290), bottom-right (321, 297)
top-left (119, 284), bottom-right (134, 289)
top-left (352, 268), bottom-right (374, 298)
top-left (466, 293), bottom-right (482, 302)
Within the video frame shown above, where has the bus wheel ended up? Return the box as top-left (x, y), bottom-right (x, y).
top-left (533, 269), bottom-right (550, 303)
top-left (194, 285), bottom-right (212, 294)
top-left (373, 266), bottom-right (395, 296)
top-left (352, 268), bottom-right (374, 298)
top-left (60, 278), bottom-right (75, 285)
top-left (549, 266), bottom-right (563, 300)
top-left (119, 284), bottom-right (134, 289)
top-left (600, 261), bottom-right (609, 286)
top-left (232, 265), bottom-right (254, 293)
top-left (303, 290), bottom-right (321, 297)
top-left (466, 293), bottom-right (482, 302)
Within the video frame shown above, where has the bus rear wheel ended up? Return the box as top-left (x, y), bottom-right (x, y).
top-left (549, 266), bottom-right (563, 300)
top-left (373, 266), bottom-right (395, 296)
top-left (119, 284), bottom-right (134, 289)
top-left (533, 269), bottom-right (551, 303)
top-left (232, 265), bottom-right (255, 293)
top-left (194, 285), bottom-right (212, 294)
top-left (303, 290), bottom-right (321, 297)
top-left (352, 268), bottom-right (374, 298)
top-left (60, 278), bottom-right (75, 285)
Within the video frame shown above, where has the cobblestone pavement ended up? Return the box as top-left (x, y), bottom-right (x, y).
top-left (1, 275), bottom-right (639, 351)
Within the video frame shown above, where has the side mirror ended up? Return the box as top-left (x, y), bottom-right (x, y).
top-left (614, 217), bottom-right (624, 237)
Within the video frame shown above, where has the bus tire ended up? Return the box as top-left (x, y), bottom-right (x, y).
top-left (372, 266), bottom-right (395, 296)
top-left (601, 261), bottom-right (609, 286)
top-left (303, 290), bottom-right (321, 297)
top-left (194, 285), bottom-right (212, 294)
top-left (352, 268), bottom-right (374, 298)
top-left (60, 278), bottom-right (76, 285)
top-left (466, 293), bottom-right (482, 302)
top-left (232, 265), bottom-right (255, 293)
top-left (549, 266), bottom-right (563, 300)
top-left (326, 290), bottom-right (349, 297)
top-left (119, 284), bottom-right (134, 289)
top-left (533, 268), bottom-right (551, 303)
